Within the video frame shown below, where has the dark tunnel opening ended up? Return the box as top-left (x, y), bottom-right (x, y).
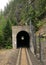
top-left (16, 31), bottom-right (30, 48)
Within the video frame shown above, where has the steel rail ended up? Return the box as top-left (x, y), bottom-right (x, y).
top-left (26, 48), bottom-right (32, 65)
top-left (16, 48), bottom-right (22, 65)
top-left (16, 48), bottom-right (33, 65)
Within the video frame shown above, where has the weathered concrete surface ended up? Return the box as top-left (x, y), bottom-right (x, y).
top-left (12, 26), bottom-right (30, 48)
top-left (12, 26), bottom-right (34, 54)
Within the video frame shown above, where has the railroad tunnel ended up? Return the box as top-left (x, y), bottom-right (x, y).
top-left (16, 31), bottom-right (30, 48)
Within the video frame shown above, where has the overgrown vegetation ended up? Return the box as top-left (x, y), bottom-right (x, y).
top-left (0, 0), bottom-right (46, 48)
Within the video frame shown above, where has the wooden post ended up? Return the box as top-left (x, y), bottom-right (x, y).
top-left (34, 34), bottom-right (37, 55)
top-left (29, 20), bottom-right (34, 54)
top-left (39, 34), bottom-right (44, 62)
top-left (39, 34), bottom-right (41, 60)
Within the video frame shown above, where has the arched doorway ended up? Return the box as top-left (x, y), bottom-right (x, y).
top-left (16, 31), bottom-right (30, 48)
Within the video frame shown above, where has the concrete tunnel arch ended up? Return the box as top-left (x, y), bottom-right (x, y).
top-left (16, 30), bottom-right (30, 48)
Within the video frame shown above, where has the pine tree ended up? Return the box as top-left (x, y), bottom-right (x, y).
top-left (3, 19), bottom-right (12, 48)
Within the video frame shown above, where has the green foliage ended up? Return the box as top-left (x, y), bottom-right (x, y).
top-left (0, 35), bottom-right (4, 48)
top-left (3, 0), bottom-right (46, 28)
top-left (3, 20), bottom-right (12, 40)
top-left (3, 20), bottom-right (12, 49)
top-left (0, 16), bottom-right (6, 35)
top-left (0, 0), bottom-right (46, 48)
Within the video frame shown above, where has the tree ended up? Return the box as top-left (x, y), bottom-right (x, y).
top-left (3, 19), bottom-right (12, 48)
top-left (0, 35), bottom-right (4, 48)
top-left (3, 0), bottom-right (46, 31)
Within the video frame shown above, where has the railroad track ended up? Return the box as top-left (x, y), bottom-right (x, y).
top-left (5, 48), bottom-right (42, 65)
top-left (16, 48), bottom-right (32, 65)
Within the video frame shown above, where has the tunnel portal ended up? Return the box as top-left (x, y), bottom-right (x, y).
top-left (16, 31), bottom-right (30, 48)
